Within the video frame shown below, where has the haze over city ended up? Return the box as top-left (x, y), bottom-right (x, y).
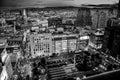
top-left (1, 0), bottom-right (119, 8)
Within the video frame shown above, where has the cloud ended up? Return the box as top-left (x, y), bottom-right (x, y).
top-left (73, 0), bottom-right (119, 6)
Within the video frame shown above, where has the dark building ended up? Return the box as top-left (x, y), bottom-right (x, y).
top-left (102, 0), bottom-right (120, 58)
top-left (76, 8), bottom-right (92, 27)
top-left (102, 18), bottom-right (120, 58)
top-left (48, 17), bottom-right (62, 27)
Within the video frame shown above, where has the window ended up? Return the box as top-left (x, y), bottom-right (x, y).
top-left (34, 49), bottom-right (35, 51)
top-left (36, 49), bottom-right (38, 51)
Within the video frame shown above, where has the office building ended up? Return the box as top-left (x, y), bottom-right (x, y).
top-left (30, 33), bottom-right (52, 58)
top-left (52, 33), bottom-right (78, 54)
top-left (76, 8), bottom-right (92, 27)
top-left (88, 29), bottom-right (104, 53)
top-left (102, 18), bottom-right (120, 58)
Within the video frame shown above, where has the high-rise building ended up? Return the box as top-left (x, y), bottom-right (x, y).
top-left (30, 33), bottom-right (52, 58)
top-left (76, 8), bottom-right (92, 27)
top-left (102, 18), bottom-right (120, 58)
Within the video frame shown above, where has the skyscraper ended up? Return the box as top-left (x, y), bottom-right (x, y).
top-left (77, 8), bottom-right (92, 27)
top-left (102, 18), bottom-right (120, 58)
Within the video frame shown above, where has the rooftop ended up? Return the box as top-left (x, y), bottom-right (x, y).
top-left (8, 37), bottom-right (23, 41)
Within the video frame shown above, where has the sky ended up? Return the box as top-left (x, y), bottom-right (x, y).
top-left (0, 0), bottom-right (119, 8)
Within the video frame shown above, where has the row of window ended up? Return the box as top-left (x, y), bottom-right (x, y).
top-left (34, 38), bottom-right (50, 41)
top-left (33, 36), bottom-right (50, 41)
top-left (35, 43), bottom-right (50, 47)
top-left (33, 50), bottom-right (50, 54)
top-left (34, 47), bottom-right (50, 51)
top-left (34, 43), bottom-right (50, 52)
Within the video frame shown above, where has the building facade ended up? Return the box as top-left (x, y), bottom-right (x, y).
top-left (102, 18), bottom-right (120, 58)
top-left (77, 7), bottom-right (118, 29)
top-left (52, 33), bottom-right (78, 54)
top-left (88, 29), bottom-right (104, 53)
top-left (30, 33), bottom-right (52, 58)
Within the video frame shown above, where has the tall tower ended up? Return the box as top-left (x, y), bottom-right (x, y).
top-left (102, 0), bottom-right (120, 58)
top-left (22, 9), bottom-right (28, 24)
top-left (102, 18), bottom-right (120, 58)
